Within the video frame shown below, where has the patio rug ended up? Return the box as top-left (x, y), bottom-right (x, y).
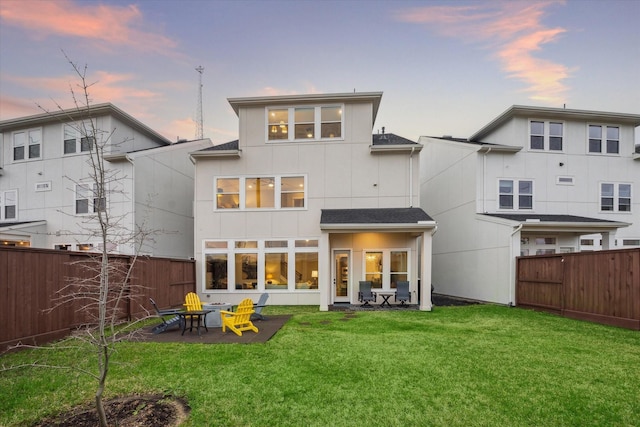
top-left (138, 315), bottom-right (291, 344)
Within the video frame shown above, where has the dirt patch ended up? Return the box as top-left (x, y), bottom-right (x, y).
top-left (32, 394), bottom-right (189, 427)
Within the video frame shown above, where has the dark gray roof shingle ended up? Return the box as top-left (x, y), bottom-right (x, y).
top-left (372, 133), bottom-right (417, 146)
top-left (321, 207), bottom-right (433, 224)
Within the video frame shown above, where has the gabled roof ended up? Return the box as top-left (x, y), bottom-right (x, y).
top-left (321, 208), bottom-right (435, 232)
top-left (227, 92), bottom-right (383, 124)
top-left (190, 140), bottom-right (240, 160)
top-left (470, 105), bottom-right (640, 141)
top-left (0, 103), bottom-right (171, 145)
top-left (371, 132), bottom-right (422, 153)
top-left (480, 213), bottom-right (629, 233)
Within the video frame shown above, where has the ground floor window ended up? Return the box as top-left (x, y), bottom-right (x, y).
top-left (204, 238), bottom-right (318, 291)
top-left (520, 236), bottom-right (557, 255)
top-left (363, 249), bottom-right (409, 289)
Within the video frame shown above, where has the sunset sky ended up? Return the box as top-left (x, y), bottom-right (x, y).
top-left (1, 0), bottom-right (638, 144)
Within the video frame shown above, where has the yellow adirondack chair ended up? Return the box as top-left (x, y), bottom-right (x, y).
top-left (184, 292), bottom-right (203, 311)
top-left (220, 298), bottom-right (259, 336)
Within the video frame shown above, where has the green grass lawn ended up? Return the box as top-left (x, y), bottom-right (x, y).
top-left (1, 304), bottom-right (639, 426)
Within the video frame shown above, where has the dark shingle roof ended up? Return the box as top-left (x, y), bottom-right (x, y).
top-left (482, 213), bottom-right (620, 223)
top-left (199, 140), bottom-right (239, 151)
top-left (372, 133), bottom-right (417, 146)
top-left (321, 207), bottom-right (433, 224)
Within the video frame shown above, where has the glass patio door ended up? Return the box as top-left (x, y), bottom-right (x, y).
top-left (333, 250), bottom-right (350, 303)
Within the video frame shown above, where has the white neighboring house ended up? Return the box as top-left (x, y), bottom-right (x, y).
top-left (191, 92), bottom-right (436, 310)
top-left (0, 104), bottom-right (212, 258)
top-left (419, 105), bottom-right (640, 305)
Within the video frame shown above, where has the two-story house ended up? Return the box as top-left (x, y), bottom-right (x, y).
top-left (419, 105), bottom-right (640, 305)
top-left (0, 104), bottom-right (211, 258)
top-left (191, 92), bottom-right (436, 310)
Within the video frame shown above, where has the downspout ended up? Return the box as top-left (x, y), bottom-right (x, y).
top-left (409, 147), bottom-right (415, 207)
top-left (482, 147), bottom-right (491, 213)
top-left (509, 223), bottom-right (523, 307)
top-left (125, 154), bottom-right (135, 253)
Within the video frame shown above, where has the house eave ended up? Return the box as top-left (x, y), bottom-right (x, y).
top-left (320, 221), bottom-right (436, 232)
top-left (520, 221), bottom-right (630, 233)
top-left (369, 144), bottom-right (423, 153)
top-left (190, 150), bottom-right (241, 160)
top-left (477, 145), bottom-right (522, 153)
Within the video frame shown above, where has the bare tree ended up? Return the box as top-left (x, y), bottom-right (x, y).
top-left (2, 54), bottom-right (156, 427)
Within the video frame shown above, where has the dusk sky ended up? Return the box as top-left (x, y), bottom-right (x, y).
top-left (1, 0), bottom-right (639, 144)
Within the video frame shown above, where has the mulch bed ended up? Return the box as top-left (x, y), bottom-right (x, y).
top-left (138, 315), bottom-right (291, 344)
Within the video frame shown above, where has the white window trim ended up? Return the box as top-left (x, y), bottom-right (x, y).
top-left (528, 119), bottom-right (564, 152)
top-left (202, 238), bottom-right (319, 292)
top-left (587, 123), bottom-right (620, 155)
top-left (265, 105), bottom-right (344, 143)
top-left (498, 179), bottom-right (534, 211)
top-left (214, 175), bottom-right (307, 211)
top-left (74, 182), bottom-right (106, 215)
top-left (0, 189), bottom-right (18, 221)
top-left (12, 128), bottom-right (42, 162)
top-left (599, 182), bottom-right (632, 213)
top-left (63, 122), bottom-right (95, 155)
top-left (362, 248), bottom-right (411, 290)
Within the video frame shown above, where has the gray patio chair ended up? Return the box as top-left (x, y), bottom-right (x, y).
top-left (395, 281), bottom-right (411, 305)
top-left (251, 293), bottom-right (269, 321)
top-left (150, 298), bottom-right (184, 334)
top-left (358, 281), bottom-right (377, 307)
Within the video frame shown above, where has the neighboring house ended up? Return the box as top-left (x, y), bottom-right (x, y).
top-left (419, 105), bottom-right (640, 305)
top-left (0, 104), bottom-right (211, 258)
top-left (191, 92), bottom-right (436, 310)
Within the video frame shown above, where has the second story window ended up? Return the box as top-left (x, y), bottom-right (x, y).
top-left (215, 176), bottom-right (306, 210)
top-left (75, 183), bottom-right (106, 215)
top-left (0, 190), bottom-right (18, 221)
top-left (499, 179), bottom-right (533, 210)
top-left (64, 123), bottom-right (95, 154)
top-left (529, 121), bottom-right (563, 151)
top-left (13, 129), bottom-right (41, 161)
top-left (589, 125), bottom-right (619, 154)
top-left (267, 105), bottom-right (342, 142)
top-left (600, 183), bottom-right (631, 212)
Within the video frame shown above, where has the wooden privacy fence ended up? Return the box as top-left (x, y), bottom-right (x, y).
top-left (516, 248), bottom-right (640, 330)
top-left (0, 247), bottom-right (195, 351)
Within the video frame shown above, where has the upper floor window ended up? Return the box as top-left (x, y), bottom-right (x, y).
top-left (13, 128), bottom-right (41, 161)
top-left (600, 183), bottom-right (631, 212)
top-left (215, 175), bottom-right (306, 210)
top-left (0, 190), bottom-right (18, 221)
top-left (530, 121), bottom-right (563, 151)
top-left (75, 183), bottom-right (106, 215)
top-left (499, 179), bottom-right (533, 210)
top-left (64, 123), bottom-right (95, 154)
top-left (267, 106), bottom-right (342, 142)
top-left (589, 125), bottom-right (619, 154)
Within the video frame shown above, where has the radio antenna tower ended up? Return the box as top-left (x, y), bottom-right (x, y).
top-left (195, 65), bottom-right (204, 139)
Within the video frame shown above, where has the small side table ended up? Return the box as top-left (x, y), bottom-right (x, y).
top-left (377, 291), bottom-right (396, 308)
top-left (178, 310), bottom-right (212, 335)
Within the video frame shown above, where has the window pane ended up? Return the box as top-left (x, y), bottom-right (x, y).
top-left (295, 252), bottom-right (318, 289)
top-left (601, 198), bottom-right (614, 211)
top-left (246, 177), bottom-right (275, 208)
top-left (589, 139), bottom-right (602, 153)
top-left (268, 109), bottom-right (288, 141)
top-left (28, 144), bottom-right (40, 159)
top-left (216, 178), bottom-right (239, 209)
top-left (265, 253), bottom-right (288, 288)
top-left (530, 121), bottom-right (544, 135)
top-left (606, 126), bottom-right (619, 140)
top-left (13, 146), bottom-right (24, 161)
top-left (76, 199), bottom-right (89, 214)
top-left (295, 239), bottom-right (318, 247)
top-left (499, 195), bottom-right (513, 209)
top-left (295, 124), bottom-right (315, 139)
top-left (549, 136), bottom-right (562, 151)
top-left (235, 240), bottom-right (258, 248)
top-left (81, 137), bottom-right (94, 152)
top-left (5, 205), bottom-right (16, 219)
top-left (235, 253), bottom-right (257, 289)
top-left (206, 254), bottom-right (228, 290)
top-left (64, 139), bottom-right (76, 154)
top-left (606, 139), bottom-right (619, 154)
top-left (28, 130), bottom-right (41, 158)
top-left (390, 251), bottom-right (408, 289)
top-left (205, 241), bottom-right (228, 249)
top-left (519, 181), bottom-right (532, 195)
top-left (519, 195), bottom-right (533, 209)
top-left (530, 136), bottom-right (544, 150)
top-left (619, 184), bottom-right (631, 198)
top-left (589, 125), bottom-right (602, 139)
top-left (322, 106), bottom-right (341, 122)
top-left (265, 240), bottom-right (288, 248)
top-left (281, 177), bottom-right (305, 208)
top-left (619, 198), bottom-right (631, 212)
top-left (549, 122), bottom-right (563, 136)
top-left (365, 252), bottom-right (383, 288)
top-left (601, 183), bottom-right (614, 197)
top-left (499, 180), bottom-right (513, 194)
top-left (321, 122), bottom-right (341, 139)
top-left (535, 237), bottom-right (556, 245)
top-left (295, 107), bottom-right (314, 122)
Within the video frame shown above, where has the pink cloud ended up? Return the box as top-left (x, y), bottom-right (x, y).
top-left (0, 0), bottom-right (177, 55)
top-left (396, 1), bottom-right (572, 104)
